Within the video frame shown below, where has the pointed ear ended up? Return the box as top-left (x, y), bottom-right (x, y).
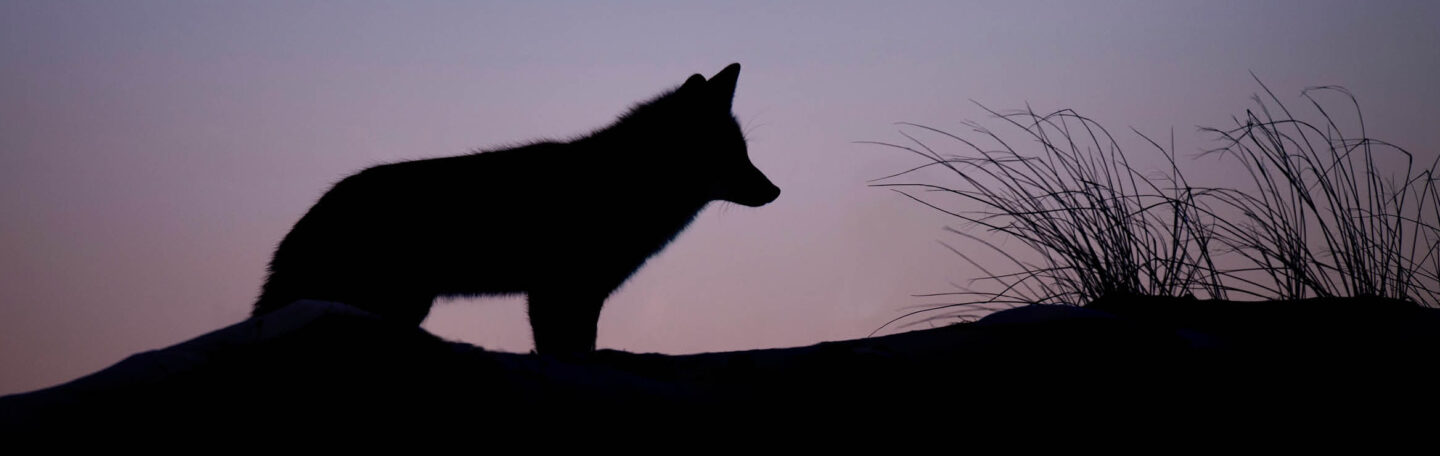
top-left (708, 63), bottom-right (740, 111)
top-left (680, 74), bottom-right (706, 93)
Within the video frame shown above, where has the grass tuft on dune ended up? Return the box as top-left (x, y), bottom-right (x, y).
top-left (869, 80), bottom-right (1439, 332)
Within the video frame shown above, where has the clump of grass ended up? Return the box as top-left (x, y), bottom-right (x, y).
top-left (870, 82), bottom-right (1439, 332)
top-left (1199, 79), bottom-right (1440, 306)
top-left (865, 105), bottom-right (1227, 331)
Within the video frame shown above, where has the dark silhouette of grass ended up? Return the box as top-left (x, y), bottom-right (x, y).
top-left (869, 81), bottom-right (1439, 332)
top-left (1198, 79), bottom-right (1440, 306)
top-left (864, 106), bottom-right (1229, 332)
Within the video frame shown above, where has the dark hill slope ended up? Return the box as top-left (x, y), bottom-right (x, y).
top-left (5, 297), bottom-right (1438, 434)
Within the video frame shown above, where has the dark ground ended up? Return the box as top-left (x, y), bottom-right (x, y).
top-left (4, 296), bottom-right (1439, 437)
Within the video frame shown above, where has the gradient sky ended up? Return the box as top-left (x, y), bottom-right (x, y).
top-left (3, 0), bottom-right (1438, 395)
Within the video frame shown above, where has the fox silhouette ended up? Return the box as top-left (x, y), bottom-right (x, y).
top-left (252, 63), bottom-right (779, 355)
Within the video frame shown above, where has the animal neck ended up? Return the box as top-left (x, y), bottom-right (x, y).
top-left (570, 129), bottom-right (711, 209)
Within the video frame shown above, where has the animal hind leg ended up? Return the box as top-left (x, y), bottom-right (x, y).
top-left (351, 291), bottom-right (436, 326)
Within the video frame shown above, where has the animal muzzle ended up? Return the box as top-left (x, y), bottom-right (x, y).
top-left (724, 164), bottom-right (781, 207)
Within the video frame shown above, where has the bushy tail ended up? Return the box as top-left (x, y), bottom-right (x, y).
top-left (251, 273), bottom-right (297, 317)
top-left (251, 296), bottom-right (286, 317)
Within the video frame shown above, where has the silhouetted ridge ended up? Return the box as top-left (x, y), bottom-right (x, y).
top-left (7, 296), bottom-right (1439, 435)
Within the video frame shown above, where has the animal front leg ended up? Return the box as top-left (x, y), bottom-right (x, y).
top-left (527, 291), bottom-right (604, 356)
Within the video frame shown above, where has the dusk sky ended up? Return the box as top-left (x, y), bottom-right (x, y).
top-left (4, 1), bottom-right (1438, 395)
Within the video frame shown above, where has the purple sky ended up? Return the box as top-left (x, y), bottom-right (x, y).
top-left (3, 1), bottom-right (1438, 395)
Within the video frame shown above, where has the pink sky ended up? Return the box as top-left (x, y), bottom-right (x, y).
top-left (3, 1), bottom-right (1438, 395)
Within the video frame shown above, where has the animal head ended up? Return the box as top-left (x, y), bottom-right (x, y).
top-left (618, 63), bottom-right (781, 207)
